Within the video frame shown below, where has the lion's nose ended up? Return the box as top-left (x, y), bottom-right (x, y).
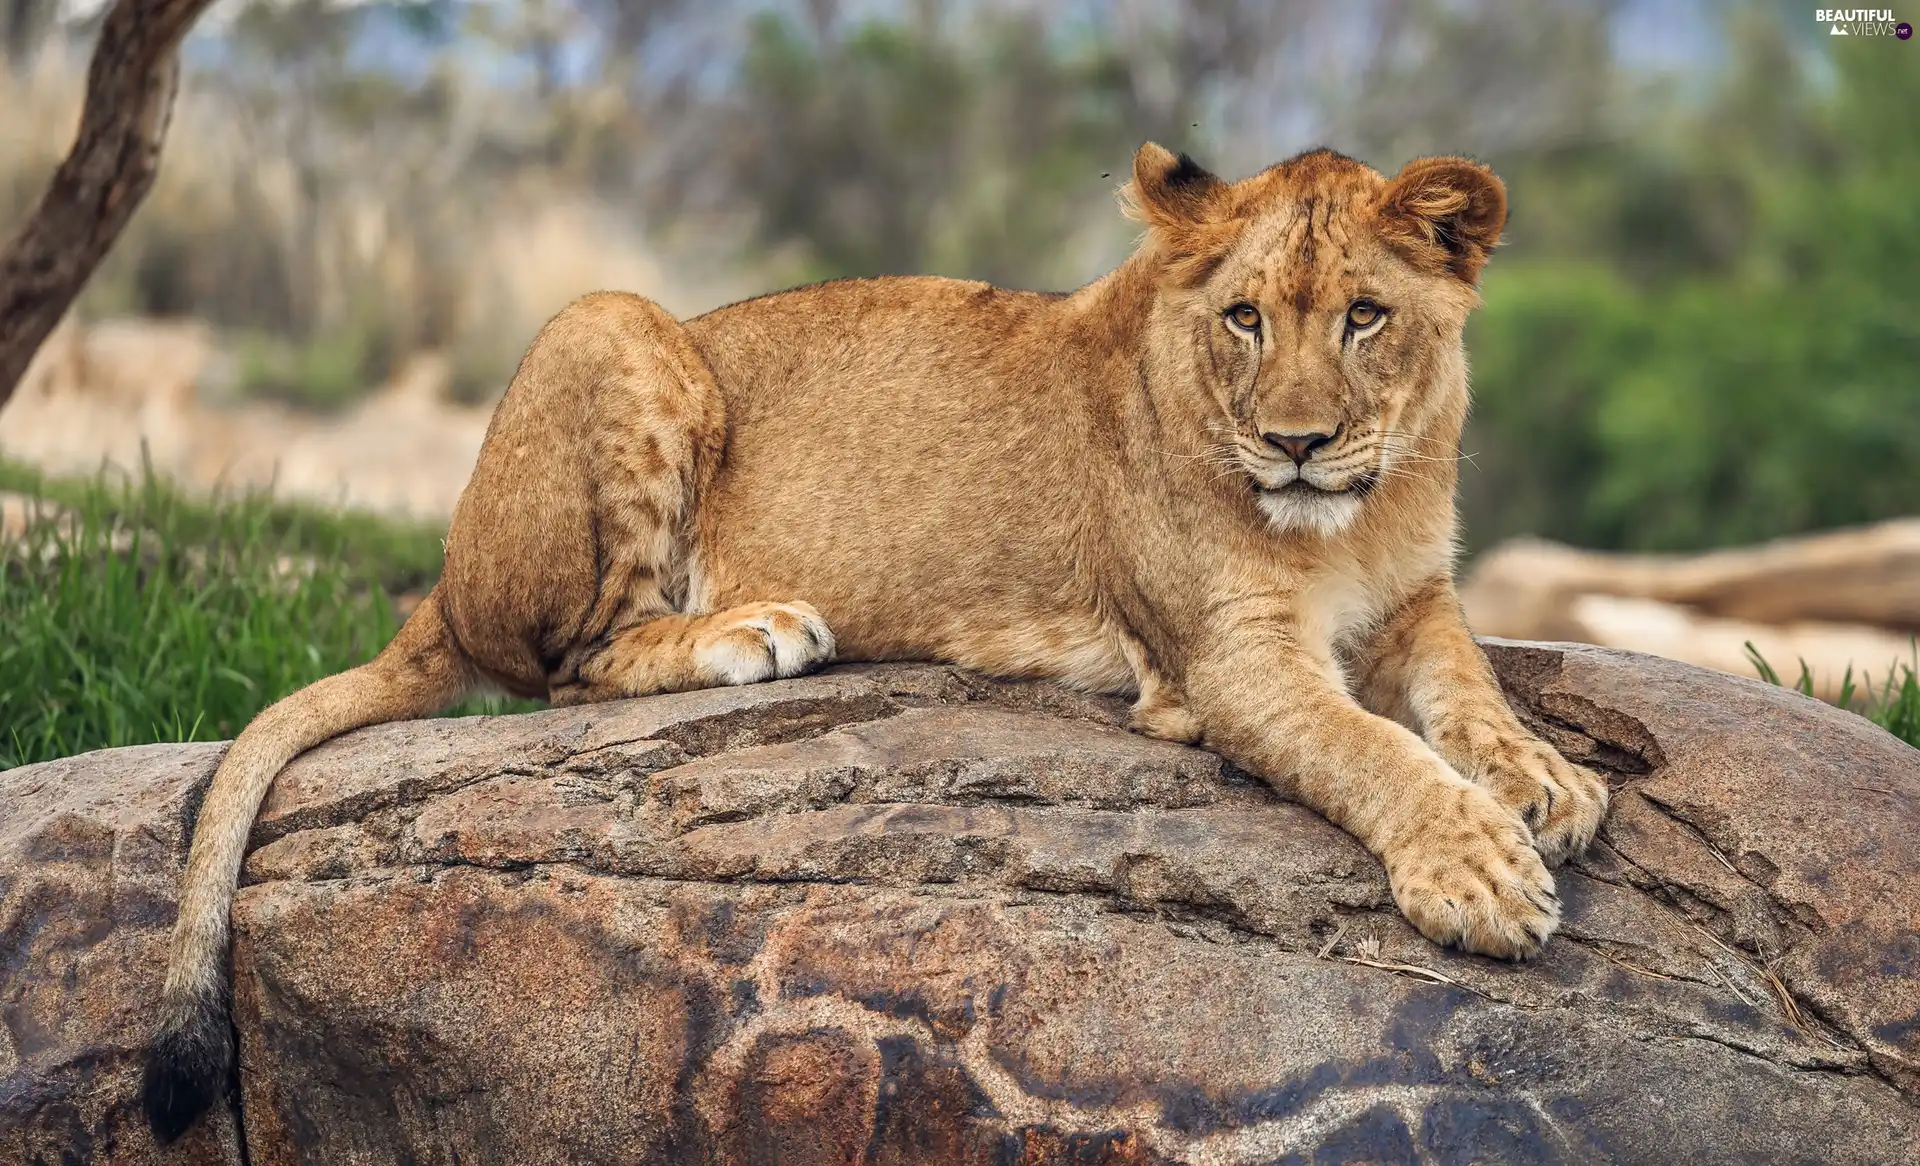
top-left (1261, 429), bottom-right (1336, 465)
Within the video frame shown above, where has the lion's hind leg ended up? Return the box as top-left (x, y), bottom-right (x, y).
top-left (517, 294), bottom-right (837, 706)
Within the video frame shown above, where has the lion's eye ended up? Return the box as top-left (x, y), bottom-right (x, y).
top-left (1227, 303), bottom-right (1261, 331)
top-left (1346, 301), bottom-right (1383, 330)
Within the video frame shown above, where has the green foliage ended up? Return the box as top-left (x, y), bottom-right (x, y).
top-left (1743, 640), bottom-right (1920, 750)
top-left (1462, 30), bottom-right (1920, 553)
top-left (232, 320), bottom-right (400, 413)
top-left (0, 460), bottom-right (534, 770)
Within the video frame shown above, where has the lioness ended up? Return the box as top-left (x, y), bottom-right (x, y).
top-left (143, 144), bottom-right (1607, 1140)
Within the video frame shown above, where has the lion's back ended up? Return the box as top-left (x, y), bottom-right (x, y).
top-left (679, 274), bottom-right (1108, 663)
top-left (684, 275), bottom-right (1063, 407)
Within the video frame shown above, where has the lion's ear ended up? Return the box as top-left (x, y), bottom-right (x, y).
top-left (1125, 142), bottom-right (1228, 228)
top-left (1378, 157), bottom-right (1507, 285)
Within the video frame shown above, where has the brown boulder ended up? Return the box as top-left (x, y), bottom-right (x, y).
top-left (3, 645), bottom-right (1918, 1164)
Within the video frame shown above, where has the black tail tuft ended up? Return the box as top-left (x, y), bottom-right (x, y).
top-left (141, 999), bottom-right (232, 1144)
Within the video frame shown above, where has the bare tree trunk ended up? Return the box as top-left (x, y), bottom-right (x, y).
top-left (0, 0), bottom-right (216, 411)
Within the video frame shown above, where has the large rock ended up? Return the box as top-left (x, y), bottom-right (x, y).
top-left (3, 644), bottom-right (1918, 1164)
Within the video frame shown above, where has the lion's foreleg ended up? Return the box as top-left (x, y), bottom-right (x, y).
top-left (1350, 578), bottom-right (1609, 866)
top-left (1185, 604), bottom-right (1559, 959)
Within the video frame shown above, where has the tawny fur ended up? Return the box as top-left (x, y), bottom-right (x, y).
top-left (143, 143), bottom-right (1608, 1140)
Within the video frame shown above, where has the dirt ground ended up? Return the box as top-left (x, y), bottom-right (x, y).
top-left (1, 317), bottom-right (492, 520)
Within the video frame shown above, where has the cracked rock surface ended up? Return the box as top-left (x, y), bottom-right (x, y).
top-left (3, 641), bottom-right (1918, 1164)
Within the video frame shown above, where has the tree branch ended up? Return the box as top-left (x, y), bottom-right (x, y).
top-left (0, 0), bottom-right (216, 411)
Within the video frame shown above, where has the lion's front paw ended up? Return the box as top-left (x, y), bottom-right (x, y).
top-left (1383, 781), bottom-right (1560, 960)
top-left (692, 601), bottom-right (835, 685)
top-left (1467, 734), bottom-right (1608, 866)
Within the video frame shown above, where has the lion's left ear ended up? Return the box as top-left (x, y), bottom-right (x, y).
top-left (1377, 157), bottom-right (1507, 285)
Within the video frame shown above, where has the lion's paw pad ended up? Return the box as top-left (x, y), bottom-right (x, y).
top-left (692, 601), bottom-right (835, 686)
top-left (1386, 784), bottom-right (1560, 960)
top-left (1474, 738), bottom-right (1609, 866)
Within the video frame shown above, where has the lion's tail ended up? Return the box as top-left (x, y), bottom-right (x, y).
top-left (141, 587), bottom-right (476, 1143)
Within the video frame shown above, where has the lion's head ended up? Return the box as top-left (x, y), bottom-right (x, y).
top-left (1125, 143), bottom-right (1506, 537)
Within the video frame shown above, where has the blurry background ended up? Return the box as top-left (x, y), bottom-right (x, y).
top-left (1, 0), bottom-right (1915, 763)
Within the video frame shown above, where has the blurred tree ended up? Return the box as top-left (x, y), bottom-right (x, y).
top-left (0, 0), bottom-right (216, 409)
top-left (158, 0), bottom-right (488, 404)
top-left (674, 2), bottom-right (1264, 288)
top-left (721, 10), bottom-right (1125, 284)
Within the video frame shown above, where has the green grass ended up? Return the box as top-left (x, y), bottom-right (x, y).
top-left (0, 458), bottom-right (537, 770)
top-left (1744, 640), bottom-right (1920, 750)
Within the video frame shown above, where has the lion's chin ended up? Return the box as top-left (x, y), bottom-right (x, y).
top-left (1254, 481), bottom-right (1367, 538)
